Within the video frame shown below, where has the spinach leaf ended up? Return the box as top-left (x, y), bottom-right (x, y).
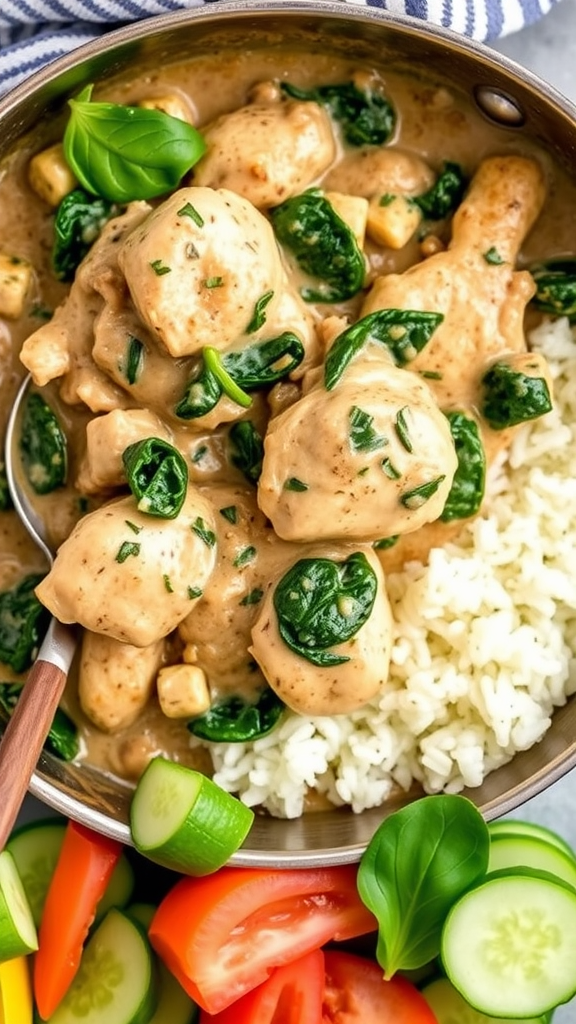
top-left (273, 552), bottom-right (377, 667)
top-left (0, 574), bottom-right (50, 673)
top-left (481, 361), bottom-right (552, 430)
top-left (441, 412), bottom-right (486, 522)
top-left (122, 436), bottom-right (188, 519)
top-left (175, 334), bottom-right (305, 421)
top-left (270, 189), bottom-right (366, 302)
top-left (357, 794), bottom-right (489, 978)
top-left (52, 188), bottom-right (115, 281)
top-left (325, 309), bottom-right (444, 390)
top-left (20, 392), bottom-right (67, 495)
top-left (281, 80), bottom-right (396, 147)
top-left (228, 421), bottom-right (264, 485)
top-left (530, 258), bottom-right (576, 320)
top-left (187, 688), bottom-right (285, 743)
top-left (63, 84), bottom-right (206, 203)
top-left (0, 461), bottom-right (12, 511)
top-left (413, 162), bottom-right (467, 220)
top-left (0, 682), bottom-right (79, 760)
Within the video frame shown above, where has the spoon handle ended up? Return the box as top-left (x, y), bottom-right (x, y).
top-left (0, 618), bottom-right (77, 848)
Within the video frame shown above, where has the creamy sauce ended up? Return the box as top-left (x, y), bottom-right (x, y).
top-left (1, 47), bottom-right (575, 794)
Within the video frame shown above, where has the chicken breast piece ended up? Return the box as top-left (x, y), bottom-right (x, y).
top-left (323, 146), bottom-right (435, 199)
top-left (250, 546), bottom-right (392, 716)
top-left (76, 408), bottom-right (172, 494)
top-left (36, 485), bottom-right (217, 646)
top-left (78, 632), bottom-right (165, 732)
top-left (257, 351), bottom-right (457, 543)
top-left (118, 186), bottom-right (284, 358)
top-left (193, 100), bottom-right (336, 208)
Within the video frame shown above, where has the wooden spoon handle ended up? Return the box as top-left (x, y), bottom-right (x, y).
top-left (0, 619), bottom-right (76, 848)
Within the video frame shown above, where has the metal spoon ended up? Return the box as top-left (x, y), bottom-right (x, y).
top-left (0, 374), bottom-right (76, 846)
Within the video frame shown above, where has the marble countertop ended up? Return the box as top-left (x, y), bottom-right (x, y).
top-left (15, 3), bottom-right (576, 1019)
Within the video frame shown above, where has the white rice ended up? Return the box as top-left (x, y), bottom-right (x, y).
top-left (209, 317), bottom-right (576, 819)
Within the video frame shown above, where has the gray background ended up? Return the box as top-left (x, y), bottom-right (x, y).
top-left (15, 1), bottom-right (576, 1019)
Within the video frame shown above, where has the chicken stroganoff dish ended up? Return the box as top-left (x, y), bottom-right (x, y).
top-left (1, 48), bottom-right (576, 819)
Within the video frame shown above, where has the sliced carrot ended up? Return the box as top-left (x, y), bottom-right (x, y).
top-left (33, 820), bottom-right (122, 1019)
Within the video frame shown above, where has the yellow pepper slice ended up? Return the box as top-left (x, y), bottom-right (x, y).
top-left (0, 956), bottom-right (33, 1024)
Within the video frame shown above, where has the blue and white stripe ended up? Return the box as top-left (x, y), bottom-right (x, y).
top-left (0, 0), bottom-right (561, 98)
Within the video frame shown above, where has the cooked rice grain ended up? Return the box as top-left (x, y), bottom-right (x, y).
top-left (209, 317), bottom-right (576, 818)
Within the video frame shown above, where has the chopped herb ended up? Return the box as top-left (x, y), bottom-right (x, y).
top-left (483, 246), bottom-right (505, 265)
top-left (229, 421), bottom-right (264, 485)
top-left (246, 290), bottom-right (275, 334)
top-left (358, 466), bottom-right (370, 477)
top-left (283, 477), bottom-right (309, 492)
top-left (379, 193), bottom-right (395, 207)
top-left (187, 586), bottom-right (203, 599)
top-left (419, 370), bottom-right (443, 380)
top-left (400, 476), bottom-right (445, 509)
top-left (233, 546), bottom-right (257, 568)
top-left (240, 588), bottom-right (264, 607)
top-left (204, 276), bottom-right (224, 288)
top-left (115, 541), bottom-right (141, 563)
top-left (394, 407), bottom-right (413, 453)
top-left (348, 406), bottom-right (388, 453)
top-left (219, 505), bottom-right (238, 524)
top-left (177, 202), bottom-right (204, 226)
top-left (124, 520), bottom-right (141, 534)
top-left (192, 517), bottom-right (216, 547)
top-left (126, 335), bottom-right (144, 385)
top-left (373, 536), bottom-right (399, 549)
top-left (150, 259), bottom-right (171, 275)
top-left (381, 458), bottom-right (401, 480)
top-left (191, 444), bottom-right (208, 464)
top-left (163, 574), bottom-right (174, 593)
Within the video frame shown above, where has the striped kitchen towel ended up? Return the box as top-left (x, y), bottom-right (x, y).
top-left (0, 0), bottom-right (562, 99)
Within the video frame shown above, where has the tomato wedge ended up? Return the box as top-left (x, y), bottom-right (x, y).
top-left (322, 951), bottom-right (438, 1023)
top-left (199, 948), bottom-right (325, 1024)
top-left (149, 865), bottom-right (376, 1014)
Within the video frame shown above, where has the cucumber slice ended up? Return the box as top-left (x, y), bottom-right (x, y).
top-left (126, 904), bottom-right (199, 1023)
top-left (95, 854), bottom-right (135, 924)
top-left (129, 756), bottom-right (254, 876)
top-left (6, 818), bottom-right (66, 927)
top-left (422, 976), bottom-right (548, 1023)
top-left (489, 834), bottom-right (576, 890)
top-left (441, 869), bottom-right (576, 1017)
top-left (489, 820), bottom-right (576, 862)
top-left (0, 850), bottom-right (38, 961)
top-left (49, 908), bottom-right (156, 1024)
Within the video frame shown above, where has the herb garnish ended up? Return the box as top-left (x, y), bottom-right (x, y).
top-left (192, 517), bottom-right (216, 547)
top-left (394, 407), bottom-right (413, 452)
top-left (163, 574), bottom-right (173, 593)
top-left (381, 458), bottom-right (401, 480)
top-left (348, 406), bottom-right (387, 453)
top-left (191, 445), bottom-right (208, 465)
top-left (283, 477), bottom-right (308, 492)
top-left (219, 505), bottom-right (238, 524)
top-left (124, 520), bottom-right (141, 534)
top-left (126, 335), bottom-right (144, 385)
top-left (233, 546), bottom-right (256, 569)
top-left (150, 259), bottom-right (171, 276)
top-left (246, 290), bottom-right (275, 334)
top-left (400, 476), bottom-right (445, 509)
top-left (177, 202), bottom-right (204, 226)
top-left (483, 246), bottom-right (505, 265)
top-left (116, 541), bottom-right (141, 563)
top-left (188, 586), bottom-right (203, 599)
top-left (373, 536), bottom-right (399, 549)
top-left (240, 588), bottom-right (264, 607)
top-left (204, 276), bottom-right (224, 288)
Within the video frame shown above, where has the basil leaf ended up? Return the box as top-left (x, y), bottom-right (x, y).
top-left (0, 575), bottom-right (50, 673)
top-left (325, 309), bottom-right (444, 390)
top-left (530, 258), bottom-right (576, 320)
top-left (357, 794), bottom-right (489, 978)
top-left (122, 436), bottom-right (188, 519)
top-left (413, 162), bottom-right (467, 220)
top-left (481, 361), bottom-right (552, 430)
top-left (441, 412), bottom-right (486, 522)
top-left (187, 688), bottom-right (285, 743)
top-left (281, 80), bottom-right (396, 147)
top-left (270, 189), bottom-right (365, 302)
top-left (223, 333), bottom-right (304, 388)
top-left (20, 392), bottom-right (67, 495)
top-left (228, 421), bottom-right (264, 485)
top-left (52, 188), bottom-right (115, 281)
top-left (273, 552), bottom-right (377, 667)
top-left (63, 85), bottom-right (206, 203)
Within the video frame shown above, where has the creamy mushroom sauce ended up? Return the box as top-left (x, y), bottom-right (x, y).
top-left (0, 47), bottom-right (573, 801)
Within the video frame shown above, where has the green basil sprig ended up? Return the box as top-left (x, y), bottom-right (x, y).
top-left (414, 162), bottom-right (467, 221)
top-left (440, 412), bottom-right (486, 522)
top-left (122, 436), bottom-right (188, 519)
top-left (0, 682), bottom-right (79, 760)
top-left (530, 258), bottom-right (576, 320)
top-left (273, 552), bottom-right (377, 667)
top-left (63, 85), bottom-right (206, 203)
top-left (20, 392), bottom-right (67, 495)
top-left (481, 361), bottom-right (552, 430)
top-left (0, 575), bottom-right (50, 674)
top-left (357, 794), bottom-right (489, 978)
top-left (324, 309), bottom-right (444, 391)
top-left (176, 334), bottom-right (304, 421)
top-left (281, 81), bottom-right (396, 147)
top-left (187, 688), bottom-right (285, 743)
top-left (270, 189), bottom-right (366, 303)
top-left (52, 188), bottom-right (115, 281)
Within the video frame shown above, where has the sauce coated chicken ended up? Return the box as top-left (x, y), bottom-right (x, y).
top-left (0, 51), bottom-right (560, 794)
